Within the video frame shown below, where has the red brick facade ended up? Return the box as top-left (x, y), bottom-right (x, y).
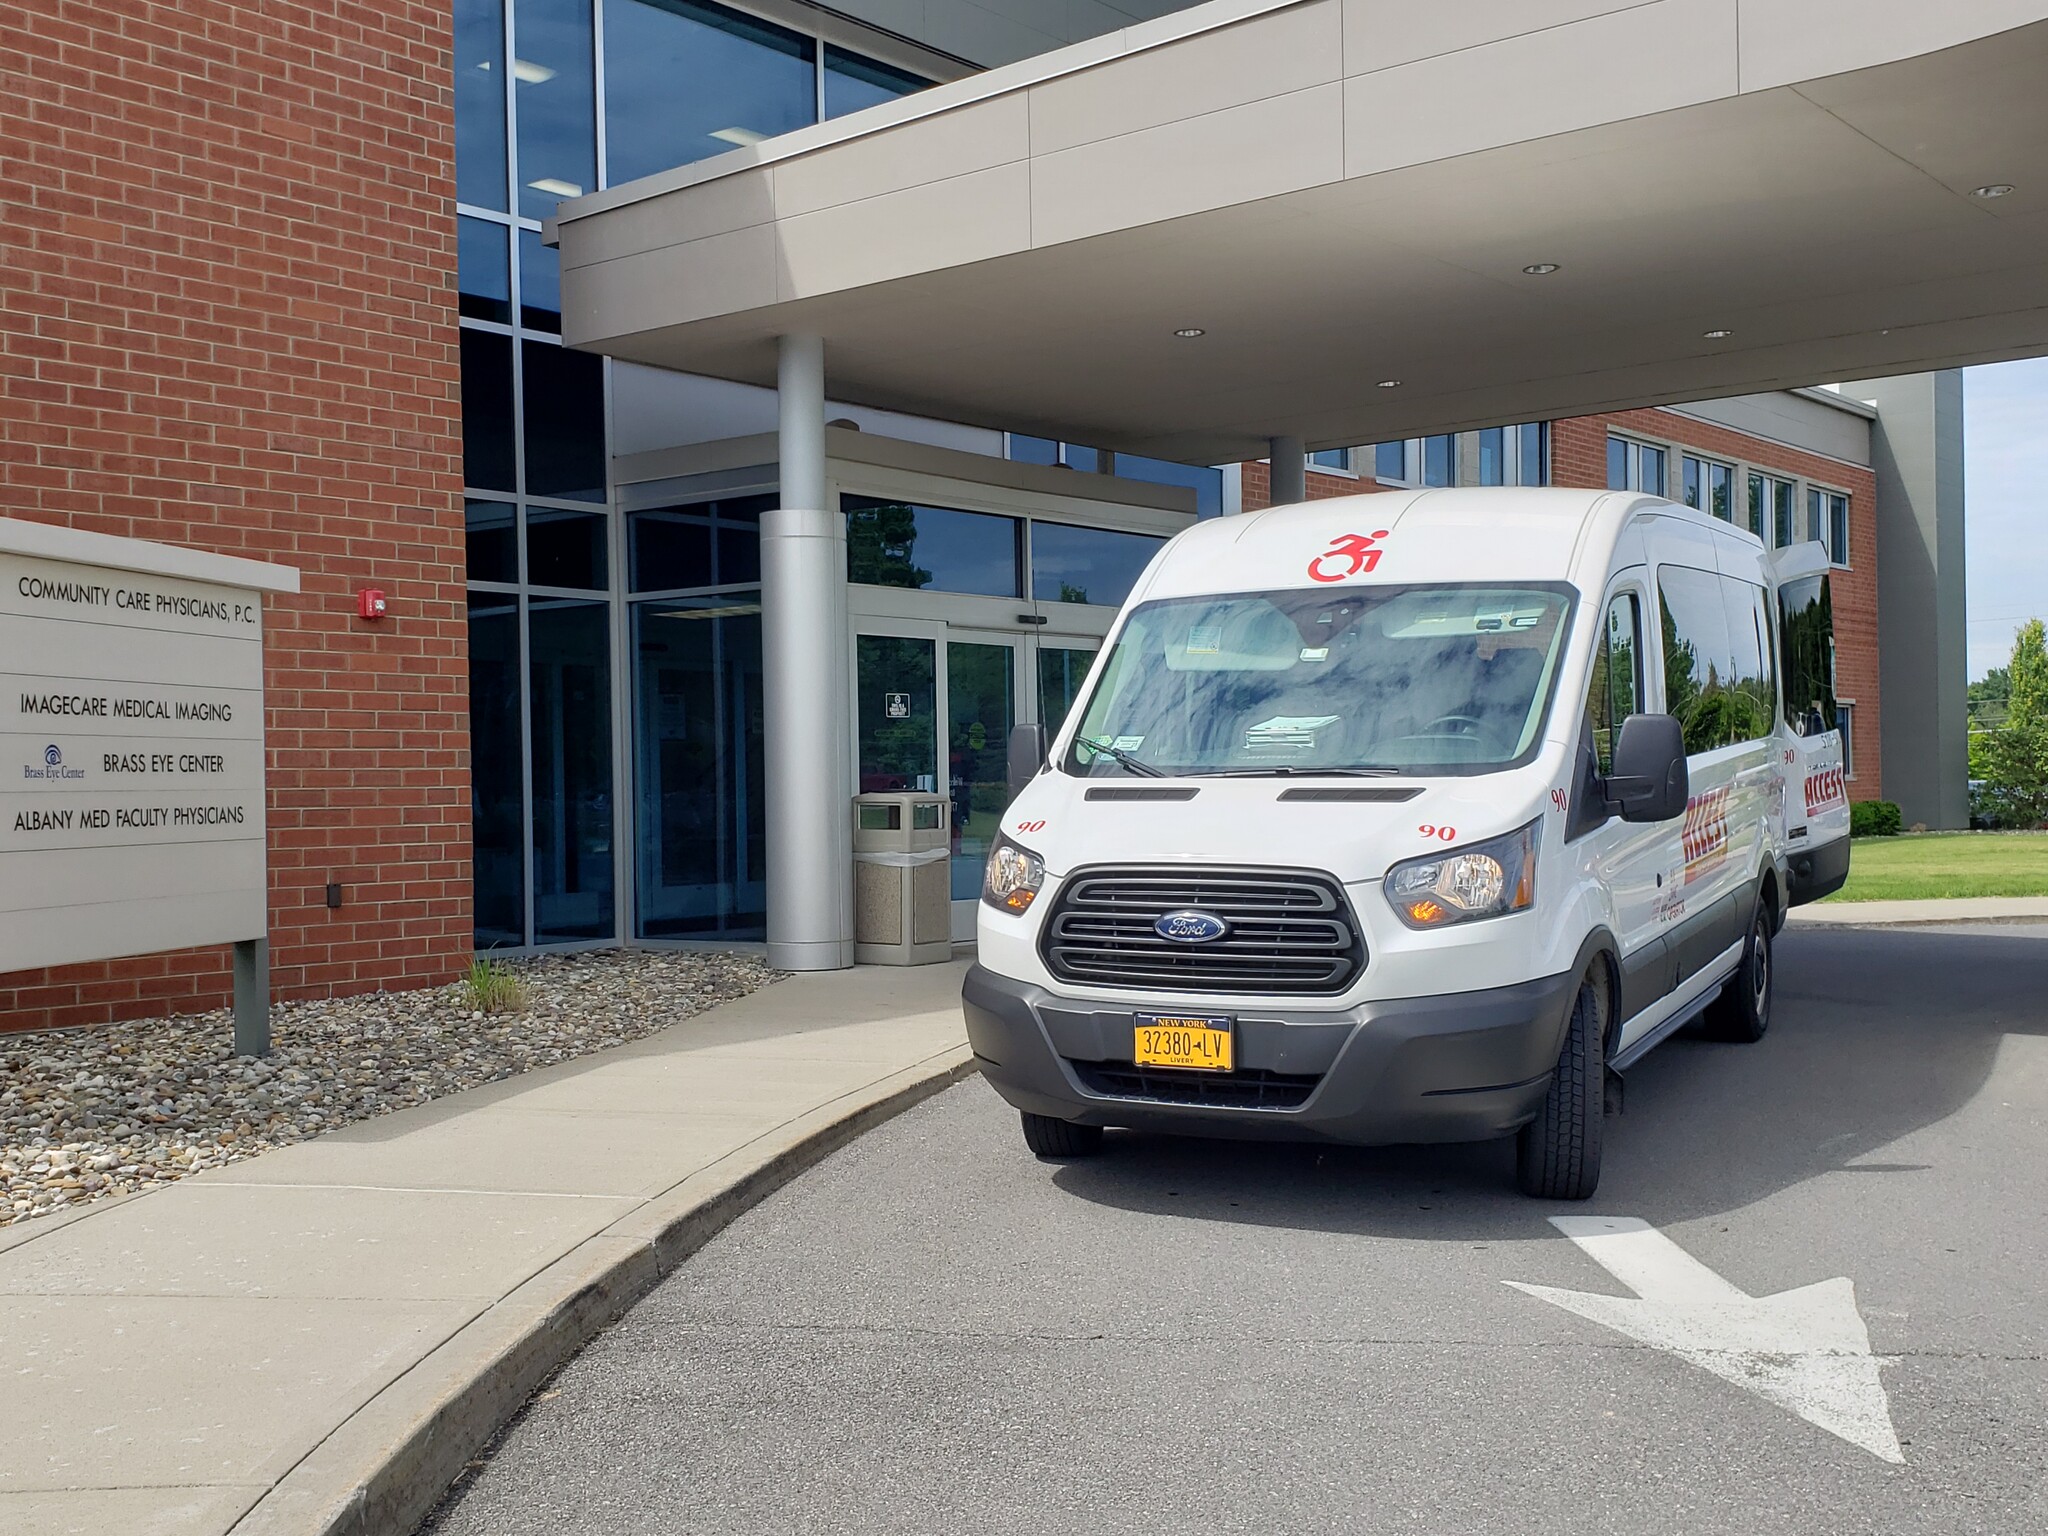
top-left (0, 0), bottom-right (469, 1032)
top-left (1244, 403), bottom-right (1882, 800)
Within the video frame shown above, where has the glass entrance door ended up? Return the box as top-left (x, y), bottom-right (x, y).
top-left (945, 637), bottom-right (1017, 926)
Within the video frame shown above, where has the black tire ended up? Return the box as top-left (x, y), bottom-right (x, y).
top-left (1516, 966), bottom-right (1609, 1200)
top-left (1020, 1112), bottom-right (1104, 1159)
top-left (1703, 892), bottom-right (1774, 1043)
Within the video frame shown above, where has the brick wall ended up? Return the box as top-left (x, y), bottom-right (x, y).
top-left (0, 0), bottom-right (468, 1032)
top-left (1241, 459), bottom-right (1397, 511)
top-left (1553, 409), bottom-right (1882, 800)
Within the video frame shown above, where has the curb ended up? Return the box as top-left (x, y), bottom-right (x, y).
top-left (225, 1046), bottom-right (978, 1536)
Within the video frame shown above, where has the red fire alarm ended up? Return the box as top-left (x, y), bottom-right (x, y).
top-left (357, 588), bottom-right (387, 621)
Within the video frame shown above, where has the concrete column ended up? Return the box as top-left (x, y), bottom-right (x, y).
top-left (1840, 372), bottom-right (1969, 830)
top-left (762, 334), bottom-right (856, 969)
top-left (1268, 436), bottom-right (1306, 506)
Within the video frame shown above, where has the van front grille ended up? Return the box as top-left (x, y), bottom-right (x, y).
top-left (1039, 865), bottom-right (1363, 995)
top-left (1070, 1060), bottom-right (1321, 1110)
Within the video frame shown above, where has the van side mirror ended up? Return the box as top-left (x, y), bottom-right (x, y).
top-left (1007, 722), bottom-right (1048, 802)
top-left (1605, 713), bottom-right (1689, 823)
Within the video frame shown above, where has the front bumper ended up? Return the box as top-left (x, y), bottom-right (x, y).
top-left (962, 965), bottom-right (1578, 1146)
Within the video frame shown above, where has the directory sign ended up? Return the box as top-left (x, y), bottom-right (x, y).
top-left (0, 519), bottom-right (298, 974)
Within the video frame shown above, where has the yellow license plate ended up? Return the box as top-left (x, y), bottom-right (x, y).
top-left (1133, 1015), bottom-right (1233, 1072)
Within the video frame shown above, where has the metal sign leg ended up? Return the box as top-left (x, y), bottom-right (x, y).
top-left (233, 938), bottom-right (271, 1057)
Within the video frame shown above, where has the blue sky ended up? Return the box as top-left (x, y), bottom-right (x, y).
top-left (1964, 358), bottom-right (2048, 680)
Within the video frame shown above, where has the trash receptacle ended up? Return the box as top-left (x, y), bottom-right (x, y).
top-left (853, 792), bottom-right (952, 965)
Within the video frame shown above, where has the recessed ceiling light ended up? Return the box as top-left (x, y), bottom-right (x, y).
top-left (1972, 183), bottom-right (2015, 198)
top-left (1376, 379), bottom-right (1401, 388)
top-left (1522, 262), bottom-right (1560, 275)
top-left (510, 58), bottom-right (556, 84)
top-left (709, 126), bottom-right (767, 148)
top-left (1702, 328), bottom-right (1734, 339)
top-left (526, 177), bottom-right (584, 199)
top-left (1174, 327), bottom-right (1205, 338)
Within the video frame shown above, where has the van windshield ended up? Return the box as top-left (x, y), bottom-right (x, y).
top-left (1065, 583), bottom-right (1576, 778)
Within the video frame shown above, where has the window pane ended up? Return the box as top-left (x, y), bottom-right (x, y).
top-left (1682, 455), bottom-right (1702, 510)
top-left (633, 593), bottom-right (765, 938)
top-left (1830, 495), bottom-right (1850, 564)
top-left (1720, 575), bottom-right (1772, 743)
top-left (603, 0), bottom-right (815, 186)
top-left (844, 496), bottom-right (1019, 596)
top-left (1309, 449), bottom-right (1349, 470)
top-left (1639, 445), bottom-right (1666, 496)
top-left (515, 0), bottom-right (596, 219)
top-left (458, 217), bottom-right (511, 323)
top-left (629, 493), bottom-right (769, 591)
top-left (947, 640), bottom-right (1014, 899)
top-left (1062, 443), bottom-right (1101, 473)
top-left (1111, 452), bottom-right (1221, 518)
top-left (466, 498), bottom-right (519, 583)
top-left (1659, 565), bottom-right (1735, 754)
top-left (468, 591), bottom-right (524, 947)
top-left (1006, 434), bottom-right (1057, 466)
top-left (519, 228), bottom-right (560, 331)
top-left (1586, 592), bottom-right (1641, 773)
top-left (1607, 436), bottom-right (1628, 490)
top-left (1518, 423), bottom-right (1547, 487)
top-left (1477, 427), bottom-right (1504, 486)
top-left (1037, 645), bottom-right (1097, 736)
top-left (1807, 487), bottom-right (1823, 545)
top-left (460, 328), bottom-right (516, 492)
top-left (1710, 463), bottom-right (1733, 521)
top-left (1839, 701), bottom-right (1854, 776)
top-left (1778, 573), bottom-right (1836, 735)
top-left (521, 340), bottom-right (606, 502)
top-left (1745, 472), bottom-right (1766, 539)
top-left (823, 45), bottom-right (929, 118)
top-left (1773, 479), bottom-right (1795, 548)
top-left (855, 634), bottom-right (937, 791)
top-left (529, 597), bottom-right (614, 941)
top-left (1030, 521), bottom-right (1166, 608)
top-left (1375, 441), bottom-right (1406, 480)
top-left (527, 507), bottom-right (607, 589)
top-left (1422, 434), bottom-right (1453, 487)
top-left (455, 0), bottom-right (508, 211)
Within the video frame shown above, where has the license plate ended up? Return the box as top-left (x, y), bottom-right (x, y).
top-left (1133, 1015), bottom-right (1233, 1072)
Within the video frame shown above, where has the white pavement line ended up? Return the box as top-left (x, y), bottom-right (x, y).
top-left (1505, 1215), bottom-right (1904, 1464)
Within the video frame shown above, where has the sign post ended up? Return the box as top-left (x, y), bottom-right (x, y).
top-left (0, 518), bottom-right (298, 1055)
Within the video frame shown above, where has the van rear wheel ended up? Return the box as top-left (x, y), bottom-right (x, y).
top-left (1515, 966), bottom-right (1608, 1200)
top-left (1021, 1112), bottom-right (1103, 1159)
top-left (1703, 896), bottom-right (1773, 1043)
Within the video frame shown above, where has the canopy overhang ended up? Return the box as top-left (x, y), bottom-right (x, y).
top-left (553, 0), bottom-right (2048, 463)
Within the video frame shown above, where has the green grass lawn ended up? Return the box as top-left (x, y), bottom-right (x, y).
top-left (1824, 830), bottom-right (2048, 902)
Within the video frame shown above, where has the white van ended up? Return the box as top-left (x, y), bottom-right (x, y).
top-left (963, 488), bottom-right (1850, 1198)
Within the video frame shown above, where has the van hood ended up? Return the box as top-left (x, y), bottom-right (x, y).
top-left (1003, 769), bottom-right (1553, 887)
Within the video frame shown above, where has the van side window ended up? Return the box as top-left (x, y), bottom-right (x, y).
top-left (1657, 566), bottom-right (1735, 755)
top-left (1720, 578), bottom-right (1775, 743)
top-left (1586, 592), bottom-right (1641, 774)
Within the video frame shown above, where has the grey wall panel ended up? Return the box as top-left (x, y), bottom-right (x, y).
top-left (1670, 391), bottom-right (1873, 466)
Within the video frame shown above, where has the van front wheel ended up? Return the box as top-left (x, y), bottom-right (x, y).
top-left (1515, 966), bottom-right (1608, 1200)
top-left (1021, 1112), bottom-right (1104, 1159)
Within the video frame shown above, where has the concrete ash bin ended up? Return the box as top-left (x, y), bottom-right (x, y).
top-left (852, 792), bottom-right (952, 964)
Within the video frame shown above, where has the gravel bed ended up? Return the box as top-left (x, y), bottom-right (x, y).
top-left (1, 948), bottom-right (779, 1229)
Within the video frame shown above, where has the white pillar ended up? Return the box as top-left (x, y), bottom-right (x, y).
top-left (1269, 435), bottom-right (1306, 506)
top-left (762, 334), bottom-right (855, 970)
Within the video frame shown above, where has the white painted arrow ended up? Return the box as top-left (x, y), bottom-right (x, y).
top-left (1506, 1216), bottom-right (1903, 1463)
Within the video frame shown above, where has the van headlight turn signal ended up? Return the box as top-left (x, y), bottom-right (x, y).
top-left (983, 835), bottom-right (1045, 915)
top-left (1384, 820), bottom-right (1538, 929)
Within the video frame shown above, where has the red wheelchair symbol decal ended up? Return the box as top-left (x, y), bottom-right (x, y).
top-left (1307, 530), bottom-right (1391, 583)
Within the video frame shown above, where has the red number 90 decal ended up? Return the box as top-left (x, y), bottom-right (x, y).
top-left (1015, 819), bottom-right (1047, 833)
top-left (1418, 823), bottom-right (1456, 842)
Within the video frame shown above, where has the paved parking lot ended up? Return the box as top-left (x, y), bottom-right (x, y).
top-left (426, 923), bottom-right (2048, 1536)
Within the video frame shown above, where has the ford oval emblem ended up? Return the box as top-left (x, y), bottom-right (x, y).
top-left (1155, 909), bottom-right (1228, 944)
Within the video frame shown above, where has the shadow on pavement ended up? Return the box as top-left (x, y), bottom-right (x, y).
top-left (1049, 925), bottom-right (2046, 1240)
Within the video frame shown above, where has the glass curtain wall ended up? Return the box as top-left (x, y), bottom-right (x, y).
top-left (455, 0), bottom-right (932, 948)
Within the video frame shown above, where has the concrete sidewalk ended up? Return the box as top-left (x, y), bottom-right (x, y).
top-left (0, 960), bottom-right (973, 1536)
top-left (1788, 895), bottom-right (2048, 926)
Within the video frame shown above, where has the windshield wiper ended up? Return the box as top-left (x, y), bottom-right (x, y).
top-left (1074, 735), bottom-right (1168, 778)
top-left (1199, 765), bottom-right (1405, 778)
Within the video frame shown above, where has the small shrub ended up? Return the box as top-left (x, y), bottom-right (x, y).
top-left (1851, 800), bottom-right (1903, 838)
top-left (462, 957), bottom-right (530, 1015)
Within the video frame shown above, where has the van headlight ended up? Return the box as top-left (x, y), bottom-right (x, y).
top-left (983, 835), bottom-right (1045, 915)
top-left (1384, 820), bottom-right (1538, 929)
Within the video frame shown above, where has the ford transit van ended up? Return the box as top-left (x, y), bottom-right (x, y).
top-left (962, 489), bottom-right (1850, 1198)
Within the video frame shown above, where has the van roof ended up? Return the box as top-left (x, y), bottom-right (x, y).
top-left (1137, 487), bottom-right (1758, 602)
